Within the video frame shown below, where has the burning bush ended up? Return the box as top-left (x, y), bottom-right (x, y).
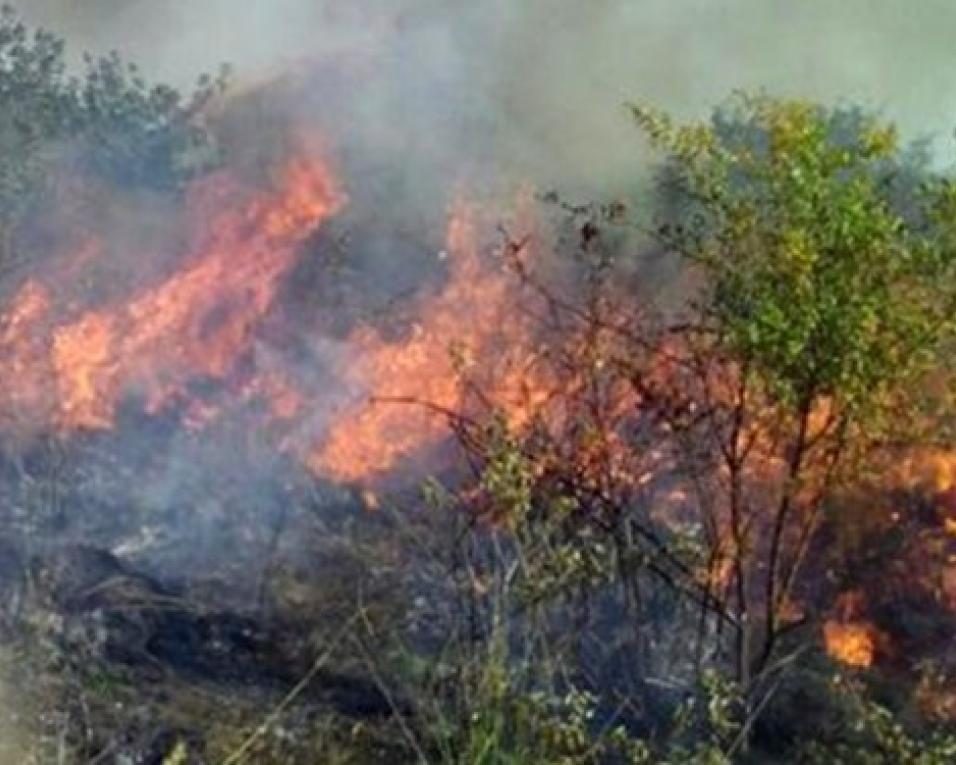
top-left (1, 6), bottom-right (956, 763)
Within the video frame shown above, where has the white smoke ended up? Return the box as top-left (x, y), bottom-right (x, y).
top-left (17, 0), bottom-right (956, 194)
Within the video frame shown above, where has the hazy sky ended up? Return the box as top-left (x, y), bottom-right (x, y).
top-left (16, 1), bottom-right (956, 187)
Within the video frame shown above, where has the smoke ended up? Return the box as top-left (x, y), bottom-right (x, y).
top-left (0, 1), bottom-right (952, 534)
top-left (16, 0), bottom-right (956, 195)
top-left (0, 2), bottom-right (951, 749)
top-left (0, 0), bottom-right (951, 545)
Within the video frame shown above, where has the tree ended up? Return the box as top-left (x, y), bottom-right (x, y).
top-left (624, 94), bottom-right (956, 699)
top-left (0, 4), bottom-right (227, 271)
top-left (439, 93), bottom-right (956, 757)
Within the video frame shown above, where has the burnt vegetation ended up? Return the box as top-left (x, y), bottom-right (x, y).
top-left (2, 7), bottom-right (956, 765)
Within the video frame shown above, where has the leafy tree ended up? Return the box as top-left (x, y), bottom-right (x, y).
top-left (624, 93), bottom-right (956, 701)
top-left (441, 93), bottom-right (956, 756)
top-left (635, 94), bottom-right (954, 414)
top-left (0, 4), bottom-right (227, 270)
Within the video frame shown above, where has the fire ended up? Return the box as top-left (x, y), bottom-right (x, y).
top-left (52, 311), bottom-right (117, 429)
top-left (823, 591), bottom-right (885, 668)
top-left (0, 163), bottom-right (556, 487)
top-left (0, 135), bottom-right (646, 493)
top-left (823, 620), bottom-right (878, 668)
top-left (895, 447), bottom-right (956, 494)
top-left (0, 152), bottom-right (343, 438)
top-left (0, 280), bottom-right (55, 439)
top-left (308, 198), bottom-right (547, 483)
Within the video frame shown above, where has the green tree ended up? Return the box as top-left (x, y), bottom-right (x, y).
top-left (0, 4), bottom-right (227, 270)
top-left (628, 93), bottom-right (956, 703)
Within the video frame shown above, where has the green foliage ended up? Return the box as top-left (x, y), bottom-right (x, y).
top-left (426, 634), bottom-right (736, 765)
top-left (440, 655), bottom-right (603, 764)
top-left (411, 430), bottom-right (741, 764)
top-left (78, 51), bottom-right (227, 190)
top-left (632, 93), bottom-right (956, 420)
top-left (619, 670), bottom-right (738, 765)
top-left (802, 692), bottom-right (956, 764)
top-left (479, 421), bottom-right (535, 524)
top-left (0, 4), bottom-right (226, 267)
top-left (0, 6), bottom-right (76, 227)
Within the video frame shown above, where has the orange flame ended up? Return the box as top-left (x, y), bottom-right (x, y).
top-left (309, 198), bottom-right (545, 483)
top-left (0, 153), bottom-right (343, 438)
top-left (823, 591), bottom-right (885, 668)
top-left (823, 620), bottom-right (878, 668)
top-left (0, 280), bottom-right (55, 439)
top-left (0, 167), bottom-right (555, 487)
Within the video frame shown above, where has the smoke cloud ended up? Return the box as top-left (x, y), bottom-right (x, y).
top-left (13, 0), bottom-right (956, 197)
top-left (17, 0), bottom-right (956, 195)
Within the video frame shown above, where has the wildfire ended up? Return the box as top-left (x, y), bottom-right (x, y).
top-left (0, 151), bottom-right (343, 438)
top-left (0, 136), bottom-right (651, 493)
top-left (896, 447), bottom-right (956, 495)
top-left (823, 621), bottom-right (878, 668)
top-left (0, 148), bottom-right (557, 487)
top-left (823, 591), bottom-right (884, 668)
top-left (0, 280), bottom-right (55, 440)
top-left (308, 199), bottom-right (547, 483)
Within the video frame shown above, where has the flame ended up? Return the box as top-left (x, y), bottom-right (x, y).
top-left (0, 155), bottom-right (553, 486)
top-left (309, 198), bottom-right (546, 483)
top-left (0, 152), bottom-right (343, 438)
top-left (823, 620), bottom-right (877, 668)
top-left (895, 447), bottom-right (956, 494)
top-left (0, 280), bottom-right (55, 439)
top-left (0, 140), bottom-right (640, 490)
top-left (0, 148), bottom-right (657, 495)
top-left (823, 590), bottom-right (885, 668)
